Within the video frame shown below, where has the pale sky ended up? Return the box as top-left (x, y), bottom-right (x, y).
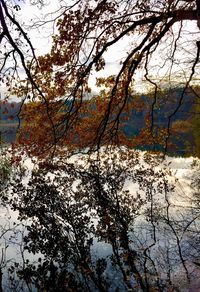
top-left (1, 0), bottom-right (200, 99)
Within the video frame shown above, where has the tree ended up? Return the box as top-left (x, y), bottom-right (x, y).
top-left (1, 0), bottom-right (200, 156)
top-left (2, 1), bottom-right (200, 291)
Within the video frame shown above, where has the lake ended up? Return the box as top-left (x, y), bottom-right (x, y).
top-left (0, 124), bottom-right (17, 144)
top-left (0, 149), bottom-right (200, 291)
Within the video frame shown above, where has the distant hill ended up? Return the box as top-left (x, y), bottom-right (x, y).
top-left (0, 88), bottom-right (198, 156)
top-left (0, 101), bottom-right (20, 144)
top-left (120, 87), bottom-right (197, 154)
top-left (0, 101), bottom-right (20, 123)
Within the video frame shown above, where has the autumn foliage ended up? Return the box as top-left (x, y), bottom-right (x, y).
top-left (1, 0), bottom-right (200, 156)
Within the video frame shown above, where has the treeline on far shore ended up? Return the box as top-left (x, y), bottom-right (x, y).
top-left (0, 86), bottom-right (200, 157)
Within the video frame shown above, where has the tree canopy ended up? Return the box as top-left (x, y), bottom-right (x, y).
top-left (1, 2), bottom-right (200, 291)
top-left (0, 0), bottom-right (200, 156)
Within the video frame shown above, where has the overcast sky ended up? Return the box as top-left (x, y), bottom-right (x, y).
top-left (21, 1), bottom-right (200, 90)
top-left (1, 1), bottom-right (200, 100)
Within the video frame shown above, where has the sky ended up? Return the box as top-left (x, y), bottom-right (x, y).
top-left (15, 1), bottom-right (158, 90)
top-left (1, 0), bottom-right (200, 100)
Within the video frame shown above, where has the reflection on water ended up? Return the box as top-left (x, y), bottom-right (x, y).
top-left (0, 149), bottom-right (200, 291)
top-left (0, 124), bottom-right (17, 144)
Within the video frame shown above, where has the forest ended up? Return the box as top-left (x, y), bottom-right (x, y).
top-left (1, 86), bottom-right (200, 156)
top-left (1, 0), bottom-right (200, 291)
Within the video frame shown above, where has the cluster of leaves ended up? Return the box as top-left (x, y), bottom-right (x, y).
top-left (6, 149), bottom-right (142, 291)
top-left (0, 154), bottom-right (12, 188)
top-left (1, 0), bottom-right (199, 156)
top-left (16, 93), bottom-right (152, 156)
top-left (0, 100), bottom-right (19, 122)
top-left (14, 85), bottom-right (198, 157)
